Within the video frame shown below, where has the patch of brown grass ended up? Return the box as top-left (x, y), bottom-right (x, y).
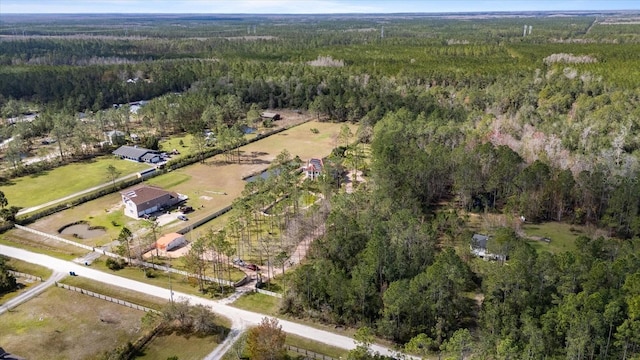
top-left (0, 287), bottom-right (150, 360)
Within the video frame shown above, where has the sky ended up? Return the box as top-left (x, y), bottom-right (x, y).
top-left (0, 0), bottom-right (638, 14)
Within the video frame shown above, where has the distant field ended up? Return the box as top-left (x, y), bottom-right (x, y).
top-left (1, 156), bottom-right (149, 208)
top-left (0, 287), bottom-right (149, 360)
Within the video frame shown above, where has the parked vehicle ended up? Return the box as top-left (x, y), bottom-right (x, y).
top-left (179, 205), bottom-right (194, 213)
top-left (177, 215), bottom-right (188, 221)
top-left (233, 258), bottom-right (246, 267)
top-left (246, 263), bottom-right (260, 271)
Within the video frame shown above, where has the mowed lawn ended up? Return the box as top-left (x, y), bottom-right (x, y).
top-left (0, 287), bottom-right (149, 360)
top-left (1, 156), bottom-right (150, 208)
top-left (522, 222), bottom-right (587, 254)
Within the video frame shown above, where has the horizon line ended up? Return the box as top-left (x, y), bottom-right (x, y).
top-left (2, 9), bottom-right (638, 15)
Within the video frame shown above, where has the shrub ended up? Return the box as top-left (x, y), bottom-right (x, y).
top-left (106, 257), bottom-right (126, 271)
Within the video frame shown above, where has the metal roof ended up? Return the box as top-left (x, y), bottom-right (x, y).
top-left (113, 145), bottom-right (156, 160)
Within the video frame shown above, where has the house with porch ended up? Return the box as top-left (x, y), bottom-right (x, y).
top-left (304, 158), bottom-right (324, 180)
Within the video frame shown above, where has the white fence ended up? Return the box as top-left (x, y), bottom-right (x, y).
top-left (7, 270), bottom-right (43, 282)
top-left (255, 288), bottom-right (283, 298)
top-left (56, 282), bottom-right (161, 314)
top-left (15, 224), bottom-right (94, 251)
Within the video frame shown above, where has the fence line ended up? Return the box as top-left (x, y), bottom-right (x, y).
top-left (56, 282), bottom-right (161, 314)
top-left (255, 288), bottom-right (283, 298)
top-left (286, 344), bottom-right (336, 360)
top-left (175, 205), bottom-right (233, 235)
top-left (14, 224), bottom-right (234, 286)
top-left (7, 270), bottom-right (43, 282)
top-left (14, 224), bottom-right (94, 251)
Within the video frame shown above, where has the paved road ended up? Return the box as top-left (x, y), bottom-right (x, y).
top-left (0, 270), bottom-right (66, 315)
top-left (16, 169), bottom-right (151, 216)
top-left (0, 244), bottom-right (410, 359)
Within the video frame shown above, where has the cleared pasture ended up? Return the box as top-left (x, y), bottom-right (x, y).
top-left (0, 156), bottom-right (150, 209)
top-left (147, 121), bottom-right (357, 223)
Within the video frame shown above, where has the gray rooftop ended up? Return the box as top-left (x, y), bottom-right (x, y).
top-left (113, 145), bottom-right (156, 159)
top-left (472, 234), bottom-right (489, 249)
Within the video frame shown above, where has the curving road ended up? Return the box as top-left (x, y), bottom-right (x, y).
top-left (0, 244), bottom-right (410, 359)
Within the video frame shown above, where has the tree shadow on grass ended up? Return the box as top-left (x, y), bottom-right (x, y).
top-left (0, 177), bottom-right (16, 186)
top-left (28, 170), bottom-right (50, 178)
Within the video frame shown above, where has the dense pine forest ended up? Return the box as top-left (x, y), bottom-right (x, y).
top-left (2, 12), bottom-right (640, 359)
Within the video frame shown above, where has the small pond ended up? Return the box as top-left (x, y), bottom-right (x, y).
top-left (59, 223), bottom-right (106, 239)
top-left (242, 126), bottom-right (257, 134)
top-left (245, 168), bottom-right (282, 182)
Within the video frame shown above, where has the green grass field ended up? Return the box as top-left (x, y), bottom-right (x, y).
top-left (231, 291), bottom-right (282, 316)
top-left (1, 156), bottom-right (149, 208)
top-left (522, 222), bottom-right (586, 254)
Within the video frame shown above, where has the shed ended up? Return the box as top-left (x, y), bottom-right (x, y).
top-left (156, 233), bottom-right (187, 251)
top-left (260, 112), bottom-right (281, 120)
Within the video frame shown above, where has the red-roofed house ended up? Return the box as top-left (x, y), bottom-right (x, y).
top-left (304, 158), bottom-right (324, 180)
top-left (120, 185), bottom-right (183, 219)
top-left (156, 233), bottom-right (186, 251)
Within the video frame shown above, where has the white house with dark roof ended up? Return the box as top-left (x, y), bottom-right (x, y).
top-left (304, 158), bottom-right (324, 180)
top-left (121, 185), bottom-right (185, 219)
top-left (113, 145), bottom-right (160, 163)
top-left (471, 233), bottom-right (507, 261)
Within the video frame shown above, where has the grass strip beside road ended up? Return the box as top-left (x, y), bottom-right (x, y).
top-left (5, 257), bottom-right (53, 279)
top-left (89, 256), bottom-right (236, 299)
top-left (0, 234), bottom-right (79, 261)
top-left (286, 333), bottom-right (349, 359)
top-left (59, 276), bottom-right (169, 311)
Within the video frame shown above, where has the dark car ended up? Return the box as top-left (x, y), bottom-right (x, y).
top-left (177, 215), bottom-right (188, 221)
top-left (246, 263), bottom-right (260, 271)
